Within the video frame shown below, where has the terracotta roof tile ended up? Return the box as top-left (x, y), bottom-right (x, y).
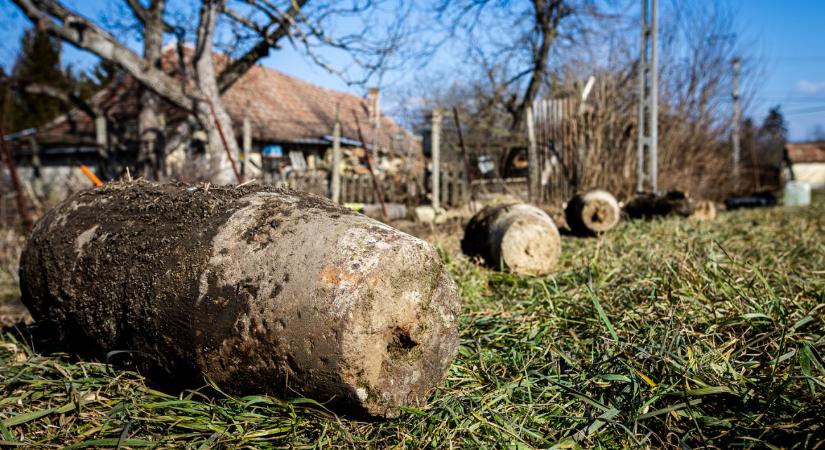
top-left (786, 142), bottom-right (825, 163)
top-left (30, 50), bottom-right (417, 155)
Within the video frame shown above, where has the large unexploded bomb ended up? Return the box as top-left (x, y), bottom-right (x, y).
top-left (565, 190), bottom-right (621, 235)
top-left (19, 182), bottom-right (461, 418)
top-left (461, 203), bottom-right (561, 275)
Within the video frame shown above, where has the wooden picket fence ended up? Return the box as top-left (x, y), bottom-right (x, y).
top-left (261, 170), bottom-right (428, 206)
top-left (259, 165), bottom-right (533, 208)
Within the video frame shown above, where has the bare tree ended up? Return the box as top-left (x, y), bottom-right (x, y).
top-left (424, 0), bottom-right (604, 176)
top-left (409, 0), bottom-right (762, 200)
top-left (12, 0), bottom-right (405, 183)
top-left (434, 0), bottom-right (596, 132)
top-left (126, 0), bottom-right (167, 179)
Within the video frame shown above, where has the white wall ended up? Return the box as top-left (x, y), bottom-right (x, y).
top-left (792, 162), bottom-right (825, 189)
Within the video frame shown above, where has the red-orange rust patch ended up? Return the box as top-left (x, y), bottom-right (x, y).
top-left (319, 267), bottom-right (361, 285)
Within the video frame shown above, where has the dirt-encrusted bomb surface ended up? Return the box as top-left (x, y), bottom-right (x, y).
top-left (19, 181), bottom-right (461, 418)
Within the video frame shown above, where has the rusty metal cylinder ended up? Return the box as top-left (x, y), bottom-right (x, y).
top-left (19, 182), bottom-right (460, 418)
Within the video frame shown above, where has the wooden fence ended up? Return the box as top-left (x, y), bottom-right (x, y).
top-left (258, 167), bottom-right (535, 208)
top-left (261, 170), bottom-right (436, 206)
top-left (531, 96), bottom-right (580, 205)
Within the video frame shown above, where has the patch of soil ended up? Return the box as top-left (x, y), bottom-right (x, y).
top-left (0, 293), bottom-right (31, 328)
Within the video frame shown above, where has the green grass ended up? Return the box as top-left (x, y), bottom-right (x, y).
top-left (2, 196), bottom-right (824, 448)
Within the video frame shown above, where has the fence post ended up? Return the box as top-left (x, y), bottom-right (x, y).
top-left (331, 105), bottom-right (342, 203)
top-left (431, 109), bottom-right (441, 210)
top-left (440, 168), bottom-right (449, 207)
top-left (526, 105), bottom-right (540, 204)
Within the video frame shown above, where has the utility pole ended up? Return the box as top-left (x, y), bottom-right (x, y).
top-left (731, 57), bottom-right (741, 178)
top-left (637, 0), bottom-right (658, 193)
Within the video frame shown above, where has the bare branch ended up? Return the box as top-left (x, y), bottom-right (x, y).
top-left (125, 0), bottom-right (181, 35)
top-left (222, 5), bottom-right (266, 35)
top-left (12, 0), bottom-right (194, 110)
top-left (124, 0), bottom-right (149, 24)
top-left (22, 82), bottom-right (100, 118)
top-left (217, 0), bottom-right (307, 93)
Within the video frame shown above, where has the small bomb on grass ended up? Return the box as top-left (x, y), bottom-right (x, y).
top-left (564, 190), bottom-right (621, 235)
top-left (461, 203), bottom-right (561, 276)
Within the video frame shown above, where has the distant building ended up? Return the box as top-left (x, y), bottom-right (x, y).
top-left (784, 142), bottom-right (825, 189)
top-left (5, 49), bottom-right (421, 186)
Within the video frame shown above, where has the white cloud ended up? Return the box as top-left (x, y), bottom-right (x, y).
top-left (795, 80), bottom-right (825, 94)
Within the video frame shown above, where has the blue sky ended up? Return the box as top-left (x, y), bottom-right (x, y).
top-left (1, 0), bottom-right (823, 140)
top-left (729, 0), bottom-right (825, 140)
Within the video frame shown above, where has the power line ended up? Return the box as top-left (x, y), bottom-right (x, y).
top-left (784, 105), bottom-right (825, 116)
top-left (754, 98), bottom-right (825, 103)
top-left (762, 57), bottom-right (825, 62)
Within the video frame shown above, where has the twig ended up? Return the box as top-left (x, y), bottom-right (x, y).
top-left (352, 110), bottom-right (388, 220)
top-left (205, 99), bottom-right (242, 184)
top-left (0, 123), bottom-right (33, 232)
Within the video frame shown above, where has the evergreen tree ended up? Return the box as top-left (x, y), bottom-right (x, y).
top-left (741, 117), bottom-right (758, 165)
top-left (757, 106), bottom-right (787, 167)
top-left (74, 60), bottom-right (120, 101)
top-left (4, 29), bottom-right (73, 132)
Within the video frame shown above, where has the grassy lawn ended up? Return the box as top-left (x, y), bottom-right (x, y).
top-left (1, 195), bottom-right (824, 448)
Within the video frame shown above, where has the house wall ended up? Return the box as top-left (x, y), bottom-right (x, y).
top-left (792, 162), bottom-right (825, 189)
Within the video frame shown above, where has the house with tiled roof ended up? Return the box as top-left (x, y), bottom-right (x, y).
top-left (7, 48), bottom-right (421, 182)
top-left (784, 142), bottom-right (825, 189)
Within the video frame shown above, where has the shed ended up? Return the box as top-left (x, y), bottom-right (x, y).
top-left (784, 142), bottom-right (825, 189)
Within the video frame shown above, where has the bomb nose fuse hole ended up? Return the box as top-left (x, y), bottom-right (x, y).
top-left (388, 327), bottom-right (418, 355)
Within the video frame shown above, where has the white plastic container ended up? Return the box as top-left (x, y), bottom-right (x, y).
top-left (783, 180), bottom-right (811, 207)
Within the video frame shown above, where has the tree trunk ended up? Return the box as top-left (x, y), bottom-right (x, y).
top-left (461, 203), bottom-right (561, 275)
top-left (137, 91), bottom-right (163, 178)
top-left (136, 0), bottom-right (166, 180)
top-left (564, 190), bottom-right (621, 235)
top-left (193, 1), bottom-right (239, 185)
top-left (19, 182), bottom-right (460, 418)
